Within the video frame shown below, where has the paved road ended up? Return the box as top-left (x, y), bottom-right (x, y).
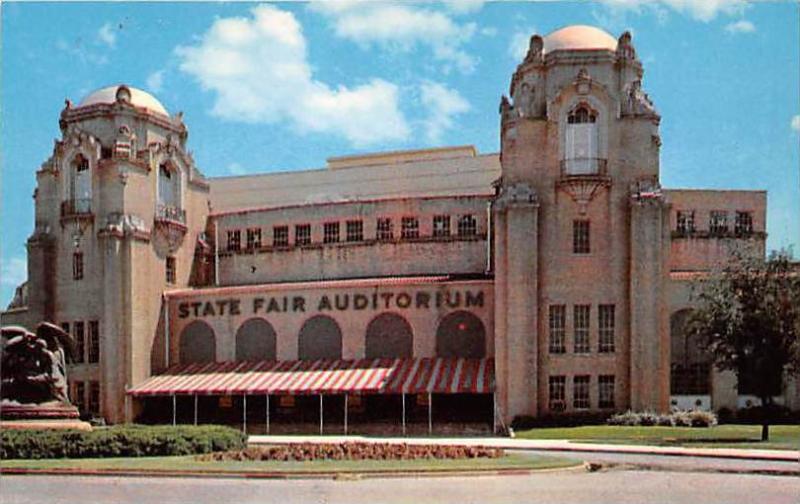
top-left (2, 470), bottom-right (799, 504)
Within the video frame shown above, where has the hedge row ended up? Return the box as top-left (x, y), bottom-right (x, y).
top-left (198, 443), bottom-right (503, 462)
top-left (607, 410), bottom-right (718, 427)
top-left (0, 425), bottom-right (247, 460)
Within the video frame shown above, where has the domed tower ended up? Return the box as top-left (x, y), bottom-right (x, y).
top-left (28, 85), bottom-right (210, 422)
top-left (493, 26), bottom-right (668, 421)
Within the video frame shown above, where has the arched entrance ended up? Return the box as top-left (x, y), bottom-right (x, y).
top-left (179, 320), bottom-right (216, 364)
top-left (298, 315), bottom-right (342, 360)
top-left (235, 318), bottom-right (277, 361)
top-left (670, 309), bottom-right (711, 396)
top-left (436, 311), bottom-right (486, 358)
top-left (365, 313), bottom-right (413, 358)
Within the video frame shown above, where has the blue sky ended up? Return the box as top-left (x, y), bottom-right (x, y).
top-left (2, 1), bottom-right (799, 306)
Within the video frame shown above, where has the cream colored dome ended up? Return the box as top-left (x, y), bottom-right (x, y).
top-left (543, 25), bottom-right (618, 53)
top-left (78, 85), bottom-right (169, 115)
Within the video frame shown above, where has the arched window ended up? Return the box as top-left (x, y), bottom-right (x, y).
top-left (565, 104), bottom-right (599, 175)
top-left (158, 162), bottom-right (180, 210)
top-left (365, 313), bottom-right (413, 358)
top-left (670, 310), bottom-right (710, 395)
top-left (69, 154), bottom-right (91, 211)
top-left (235, 318), bottom-right (277, 361)
top-left (436, 311), bottom-right (486, 358)
top-left (298, 315), bottom-right (342, 360)
top-left (179, 320), bottom-right (216, 364)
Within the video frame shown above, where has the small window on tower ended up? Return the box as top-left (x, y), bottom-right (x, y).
top-left (166, 256), bottom-right (176, 284)
top-left (573, 220), bottom-right (590, 254)
top-left (74, 321), bottom-right (85, 364)
top-left (88, 321), bottom-right (100, 364)
top-left (73, 251), bottom-right (84, 280)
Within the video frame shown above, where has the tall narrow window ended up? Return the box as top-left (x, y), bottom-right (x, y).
top-left (573, 375), bottom-right (590, 409)
top-left (88, 321), bottom-right (100, 364)
top-left (376, 218), bottom-right (393, 241)
top-left (401, 217), bottom-right (419, 239)
top-left (573, 220), bottom-right (590, 254)
top-left (433, 215), bottom-right (450, 237)
top-left (273, 225), bottom-right (289, 247)
top-left (89, 381), bottom-right (100, 415)
top-left (735, 211), bottom-right (753, 235)
top-left (295, 224), bottom-right (312, 246)
top-left (573, 305), bottom-right (590, 353)
top-left (157, 163), bottom-right (180, 211)
top-left (548, 305), bottom-right (566, 354)
top-left (676, 211), bottom-right (695, 235)
top-left (246, 228), bottom-right (262, 250)
top-left (346, 220), bottom-right (364, 242)
top-left (74, 382), bottom-right (85, 412)
top-left (73, 252), bottom-right (84, 280)
top-left (74, 321), bottom-right (85, 364)
top-left (226, 230), bottom-right (241, 252)
top-left (549, 376), bottom-right (566, 411)
top-left (457, 214), bottom-right (477, 237)
top-left (70, 154), bottom-right (91, 211)
top-left (565, 105), bottom-right (599, 174)
top-left (709, 211), bottom-right (729, 235)
top-left (323, 222), bottom-right (340, 244)
top-left (165, 256), bottom-right (176, 285)
top-left (598, 304), bottom-right (615, 353)
top-left (599, 375), bottom-right (615, 409)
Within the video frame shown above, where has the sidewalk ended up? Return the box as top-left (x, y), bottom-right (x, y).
top-left (248, 435), bottom-right (800, 463)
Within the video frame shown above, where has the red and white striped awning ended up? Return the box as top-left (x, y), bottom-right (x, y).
top-left (127, 357), bottom-right (494, 397)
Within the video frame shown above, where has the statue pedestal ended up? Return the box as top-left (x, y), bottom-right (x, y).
top-left (0, 401), bottom-right (92, 431)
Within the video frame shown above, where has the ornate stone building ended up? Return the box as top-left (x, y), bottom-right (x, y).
top-left (4, 26), bottom-right (794, 428)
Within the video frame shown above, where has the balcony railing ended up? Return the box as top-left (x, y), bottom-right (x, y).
top-left (559, 158), bottom-right (608, 177)
top-left (60, 199), bottom-right (92, 218)
top-left (155, 204), bottom-right (187, 225)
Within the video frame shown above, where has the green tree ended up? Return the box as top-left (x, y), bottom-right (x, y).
top-left (691, 250), bottom-right (800, 440)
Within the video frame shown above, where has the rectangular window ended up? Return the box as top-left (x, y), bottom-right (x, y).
top-left (74, 381), bottom-right (85, 412)
top-left (735, 211), bottom-right (753, 235)
top-left (295, 224), bottom-right (311, 246)
top-left (226, 230), bottom-right (241, 251)
top-left (323, 222), bottom-right (340, 244)
top-left (676, 210), bottom-right (695, 235)
top-left (457, 214), bottom-right (477, 237)
top-left (376, 218), bottom-right (394, 241)
top-left (74, 321), bottom-right (85, 364)
top-left (88, 320), bottom-right (100, 364)
top-left (433, 215), bottom-right (450, 237)
top-left (573, 375), bottom-right (590, 409)
top-left (573, 220), bottom-right (590, 254)
top-left (548, 305), bottom-right (566, 354)
top-left (573, 305), bottom-right (590, 353)
top-left (346, 220), bottom-right (364, 242)
top-left (598, 304), bottom-right (615, 353)
top-left (89, 381), bottom-right (100, 415)
top-left (548, 376), bottom-right (566, 412)
top-left (401, 217), bottom-right (419, 239)
top-left (599, 375), bottom-right (615, 409)
top-left (73, 251), bottom-right (84, 280)
top-left (273, 225), bottom-right (289, 247)
top-left (165, 256), bottom-right (176, 285)
top-left (246, 228), bottom-right (262, 250)
top-left (709, 211), bottom-right (729, 235)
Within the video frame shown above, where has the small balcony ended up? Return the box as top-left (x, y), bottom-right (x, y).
top-left (559, 158), bottom-right (609, 178)
top-left (155, 204), bottom-right (186, 226)
top-left (60, 199), bottom-right (93, 220)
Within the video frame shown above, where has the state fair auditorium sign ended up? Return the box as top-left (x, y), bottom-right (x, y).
top-left (177, 289), bottom-right (486, 319)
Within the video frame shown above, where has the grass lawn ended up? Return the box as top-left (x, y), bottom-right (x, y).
top-left (515, 424), bottom-right (800, 450)
top-left (0, 453), bottom-right (579, 474)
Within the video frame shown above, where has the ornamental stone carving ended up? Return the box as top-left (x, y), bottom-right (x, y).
top-left (495, 182), bottom-right (538, 210)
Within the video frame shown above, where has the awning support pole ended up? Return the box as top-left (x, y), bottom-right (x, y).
top-left (243, 394), bottom-right (248, 433)
top-left (427, 393), bottom-right (432, 436)
top-left (401, 393), bottom-right (406, 436)
top-left (492, 392), bottom-right (497, 435)
top-left (172, 394), bottom-right (176, 426)
top-left (344, 394), bottom-right (348, 435)
top-left (265, 394), bottom-right (270, 435)
top-left (319, 394), bottom-right (324, 435)
top-left (194, 394), bottom-right (198, 426)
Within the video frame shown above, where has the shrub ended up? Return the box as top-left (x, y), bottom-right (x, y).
top-left (687, 410), bottom-right (718, 428)
top-left (197, 443), bottom-right (504, 462)
top-left (0, 425), bottom-right (246, 460)
top-left (607, 410), bottom-right (717, 428)
top-left (606, 410), bottom-right (641, 426)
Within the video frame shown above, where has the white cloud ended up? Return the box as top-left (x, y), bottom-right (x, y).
top-left (1, 256), bottom-right (27, 288)
top-left (725, 20), bottom-right (756, 34)
top-left (420, 81), bottom-right (470, 143)
top-left (791, 115), bottom-right (800, 132)
top-left (98, 22), bottom-right (117, 48)
top-left (146, 70), bottom-right (164, 93)
top-left (508, 28), bottom-right (536, 61)
top-left (597, 0), bottom-right (747, 22)
top-left (311, 2), bottom-right (477, 73)
top-left (226, 162), bottom-right (247, 176)
top-left (442, 0), bottom-right (485, 15)
top-left (480, 26), bottom-right (498, 37)
top-left (177, 5), bottom-right (409, 146)
top-left (56, 39), bottom-right (108, 66)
